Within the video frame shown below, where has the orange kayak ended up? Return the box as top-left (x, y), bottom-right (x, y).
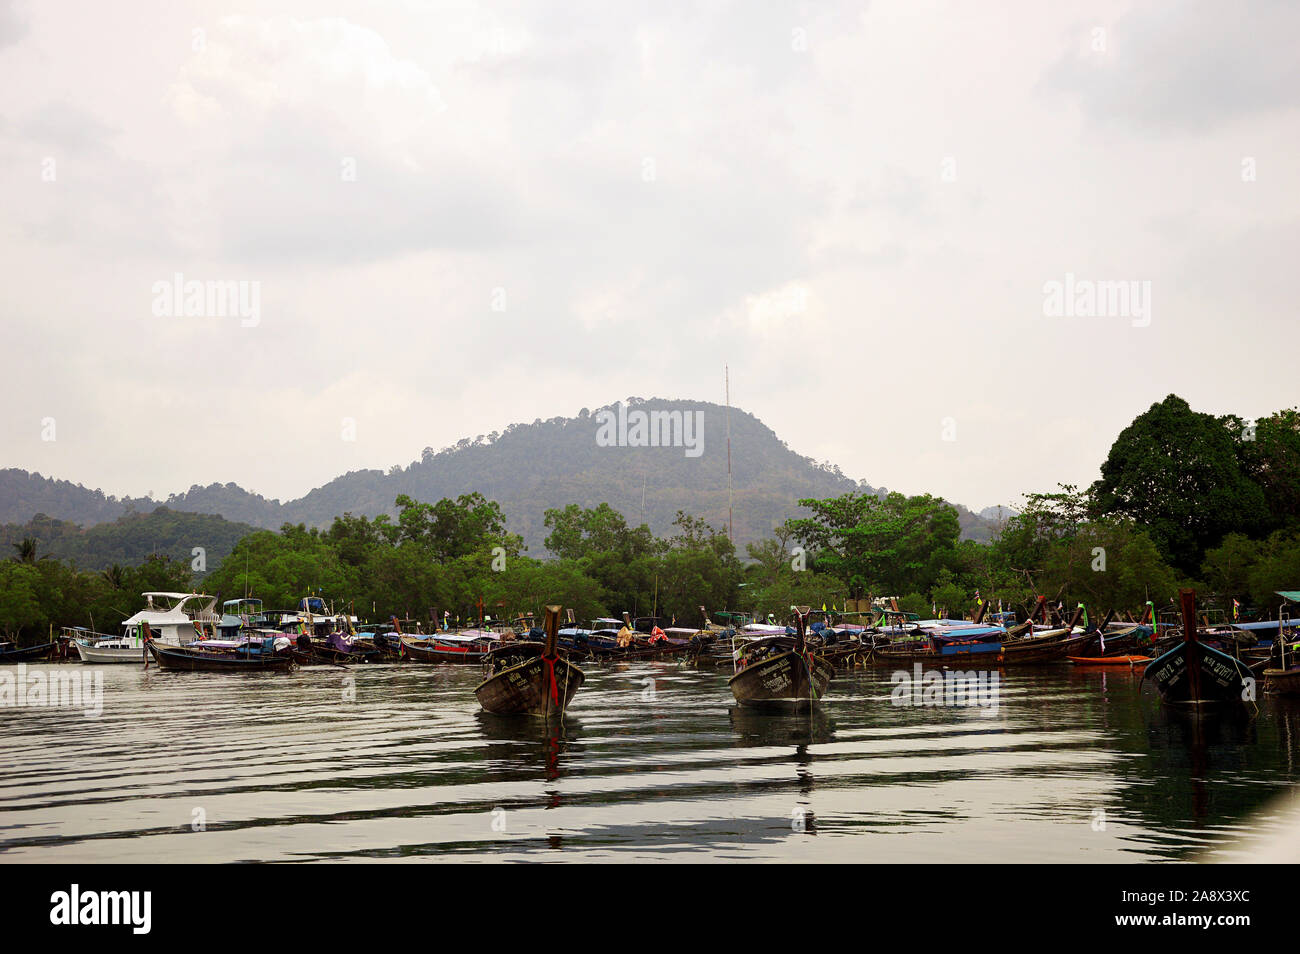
top-left (1068, 655), bottom-right (1151, 667)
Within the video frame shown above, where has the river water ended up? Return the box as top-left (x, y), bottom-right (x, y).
top-left (2, 660), bottom-right (1298, 862)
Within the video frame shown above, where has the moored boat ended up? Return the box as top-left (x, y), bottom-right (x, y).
top-left (1263, 667), bottom-right (1300, 696)
top-left (1068, 654), bottom-right (1152, 667)
top-left (145, 631), bottom-right (295, 673)
top-left (0, 640), bottom-right (59, 663)
top-left (73, 592), bottom-right (220, 663)
top-left (475, 604), bottom-right (584, 716)
top-left (728, 605), bottom-right (834, 711)
top-left (1143, 589), bottom-right (1253, 706)
top-left (400, 629), bottom-right (499, 663)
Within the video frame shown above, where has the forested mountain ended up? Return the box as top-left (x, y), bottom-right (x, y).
top-left (1, 508), bottom-right (261, 572)
top-left (1, 399), bottom-right (1002, 552)
top-left (2, 395), bottom-right (1296, 642)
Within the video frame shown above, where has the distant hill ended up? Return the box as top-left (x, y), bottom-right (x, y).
top-left (0, 399), bottom-right (1003, 553)
top-left (1, 507), bottom-right (261, 573)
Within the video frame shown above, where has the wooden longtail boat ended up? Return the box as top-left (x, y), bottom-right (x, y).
top-left (399, 632), bottom-right (496, 663)
top-left (1143, 589), bottom-right (1252, 706)
top-left (1262, 603), bottom-right (1300, 695)
top-left (729, 605), bottom-right (834, 712)
top-left (293, 633), bottom-right (381, 665)
top-left (1003, 629), bottom-right (1096, 664)
top-left (1068, 654), bottom-right (1152, 667)
top-left (0, 640), bottom-right (59, 663)
top-left (1264, 668), bottom-right (1300, 696)
top-left (146, 640), bottom-right (295, 672)
top-left (475, 604), bottom-right (584, 717)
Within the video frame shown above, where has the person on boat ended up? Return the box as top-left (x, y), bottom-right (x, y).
top-left (617, 622), bottom-right (636, 648)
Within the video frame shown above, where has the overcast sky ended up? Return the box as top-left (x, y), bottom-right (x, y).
top-left (1, 0), bottom-right (1296, 513)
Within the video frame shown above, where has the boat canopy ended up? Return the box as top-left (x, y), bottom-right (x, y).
top-left (1277, 591), bottom-right (1300, 602)
top-left (435, 630), bottom-right (497, 641)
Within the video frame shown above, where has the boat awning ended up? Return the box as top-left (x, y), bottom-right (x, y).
top-left (1277, 591), bottom-right (1300, 602)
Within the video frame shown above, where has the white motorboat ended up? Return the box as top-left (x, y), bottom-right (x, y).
top-left (72, 592), bottom-right (220, 663)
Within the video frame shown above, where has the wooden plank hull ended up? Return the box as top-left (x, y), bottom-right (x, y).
top-left (872, 632), bottom-right (1094, 668)
top-left (147, 641), bottom-right (295, 673)
top-left (1263, 668), bottom-right (1300, 696)
top-left (1002, 632), bottom-right (1095, 664)
top-left (871, 642), bottom-right (1005, 667)
top-left (400, 636), bottom-right (491, 664)
top-left (1068, 626), bottom-right (1153, 658)
top-left (1068, 654), bottom-right (1151, 667)
top-left (1143, 641), bottom-right (1252, 705)
top-left (729, 650), bottom-right (834, 711)
top-left (475, 654), bottom-right (584, 716)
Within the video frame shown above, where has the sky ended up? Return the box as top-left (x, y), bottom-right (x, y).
top-left (1, 0), bottom-right (1296, 513)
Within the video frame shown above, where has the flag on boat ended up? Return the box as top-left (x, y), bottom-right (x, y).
top-left (1232, 599), bottom-right (1241, 620)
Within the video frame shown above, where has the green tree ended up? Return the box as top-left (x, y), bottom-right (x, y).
top-left (784, 491), bottom-right (960, 597)
top-left (1091, 395), bottom-right (1267, 573)
top-left (1231, 407), bottom-right (1300, 535)
top-left (0, 562), bottom-right (44, 637)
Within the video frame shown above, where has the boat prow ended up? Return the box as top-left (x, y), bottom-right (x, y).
top-left (727, 649), bottom-right (834, 711)
top-left (474, 606), bottom-right (585, 717)
top-left (1143, 590), bottom-right (1253, 706)
top-left (729, 606), bottom-right (834, 711)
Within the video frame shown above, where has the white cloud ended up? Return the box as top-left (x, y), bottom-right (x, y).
top-left (0, 0), bottom-right (1296, 513)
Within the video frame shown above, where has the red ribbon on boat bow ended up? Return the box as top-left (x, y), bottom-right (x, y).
top-left (542, 655), bottom-right (559, 705)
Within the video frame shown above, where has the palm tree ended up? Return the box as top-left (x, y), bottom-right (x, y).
top-left (12, 537), bottom-right (39, 563)
top-left (101, 564), bottom-right (127, 589)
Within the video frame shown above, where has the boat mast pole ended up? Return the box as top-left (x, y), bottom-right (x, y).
top-left (543, 604), bottom-right (561, 658)
top-left (794, 605), bottom-right (809, 654)
top-left (725, 365), bottom-right (733, 545)
top-left (1180, 588), bottom-right (1201, 705)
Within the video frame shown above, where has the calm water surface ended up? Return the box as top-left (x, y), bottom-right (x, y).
top-left (3, 661), bottom-right (1299, 862)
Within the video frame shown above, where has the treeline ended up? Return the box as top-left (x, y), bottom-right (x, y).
top-left (202, 496), bottom-right (743, 627)
top-left (770, 394), bottom-right (1298, 618)
top-left (0, 548), bottom-right (194, 640)
top-left (2, 394), bottom-right (1296, 641)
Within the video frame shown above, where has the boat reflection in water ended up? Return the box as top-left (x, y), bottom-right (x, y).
top-left (728, 706), bottom-right (835, 747)
top-left (474, 710), bottom-right (582, 783)
top-left (472, 711), bottom-right (581, 849)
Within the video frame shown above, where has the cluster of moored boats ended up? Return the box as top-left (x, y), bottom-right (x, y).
top-left (3, 588), bottom-right (1298, 715)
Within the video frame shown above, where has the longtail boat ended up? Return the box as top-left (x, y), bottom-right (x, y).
top-left (1068, 654), bottom-right (1152, 668)
top-left (1264, 668), bottom-right (1300, 696)
top-left (869, 604), bottom-right (1093, 667)
top-left (1143, 589), bottom-right (1252, 706)
top-left (1262, 598), bottom-right (1300, 695)
top-left (475, 604), bottom-right (584, 716)
top-left (0, 640), bottom-right (59, 663)
top-left (399, 632), bottom-right (497, 663)
top-left (145, 638), bottom-right (295, 672)
top-left (728, 605), bottom-right (833, 711)
top-left (141, 620), bottom-right (293, 672)
top-left (396, 611), bottom-right (505, 663)
top-left (292, 632), bottom-right (381, 665)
